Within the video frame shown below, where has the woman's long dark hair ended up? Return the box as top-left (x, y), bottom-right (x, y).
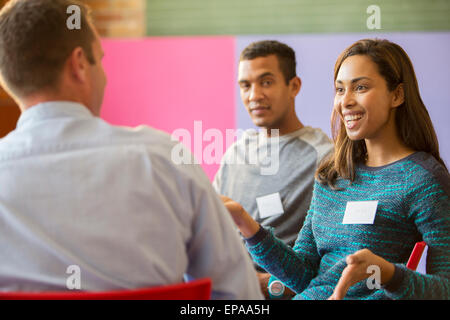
top-left (316, 39), bottom-right (447, 189)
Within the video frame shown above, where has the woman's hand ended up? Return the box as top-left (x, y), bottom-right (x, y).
top-left (329, 249), bottom-right (395, 300)
top-left (220, 195), bottom-right (260, 238)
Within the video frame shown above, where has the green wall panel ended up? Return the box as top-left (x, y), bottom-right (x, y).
top-left (146, 0), bottom-right (450, 36)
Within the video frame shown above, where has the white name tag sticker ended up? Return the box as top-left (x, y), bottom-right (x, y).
top-left (342, 201), bottom-right (378, 224)
top-left (256, 192), bottom-right (284, 219)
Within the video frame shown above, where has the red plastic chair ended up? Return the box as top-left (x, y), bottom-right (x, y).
top-left (0, 278), bottom-right (212, 300)
top-left (406, 241), bottom-right (427, 274)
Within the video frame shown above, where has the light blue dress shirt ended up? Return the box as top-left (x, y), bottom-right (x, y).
top-left (0, 101), bottom-right (263, 299)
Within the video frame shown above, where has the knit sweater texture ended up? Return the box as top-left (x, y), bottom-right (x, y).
top-left (246, 152), bottom-right (450, 299)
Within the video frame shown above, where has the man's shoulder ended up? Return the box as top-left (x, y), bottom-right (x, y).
top-left (105, 123), bottom-right (179, 152)
top-left (108, 123), bottom-right (170, 141)
top-left (110, 123), bottom-right (213, 188)
top-left (295, 126), bottom-right (332, 144)
top-left (294, 126), bottom-right (334, 162)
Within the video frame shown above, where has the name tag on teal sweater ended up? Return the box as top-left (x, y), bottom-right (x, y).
top-left (343, 201), bottom-right (378, 224)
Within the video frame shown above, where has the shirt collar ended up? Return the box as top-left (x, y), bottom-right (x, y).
top-left (16, 101), bottom-right (94, 129)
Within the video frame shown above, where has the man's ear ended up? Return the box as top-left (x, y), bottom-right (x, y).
top-left (289, 76), bottom-right (301, 98)
top-left (392, 83), bottom-right (404, 108)
top-left (67, 47), bottom-right (88, 84)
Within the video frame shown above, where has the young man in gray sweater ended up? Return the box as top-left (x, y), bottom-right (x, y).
top-left (213, 40), bottom-right (333, 298)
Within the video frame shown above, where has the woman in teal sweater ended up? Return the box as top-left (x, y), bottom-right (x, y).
top-left (222, 39), bottom-right (450, 299)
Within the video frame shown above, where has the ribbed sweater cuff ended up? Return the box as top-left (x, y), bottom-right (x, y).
top-left (244, 224), bottom-right (269, 246)
top-left (382, 264), bottom-right (405, 292)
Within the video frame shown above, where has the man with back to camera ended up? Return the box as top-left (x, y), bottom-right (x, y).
top-left (0, 0), bottom-right (263, 299)
top-left (213, 40), bottom-right (333, 299)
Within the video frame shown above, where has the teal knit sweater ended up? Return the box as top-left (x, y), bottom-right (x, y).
top-left (246, 152), bottom-right (450, 299)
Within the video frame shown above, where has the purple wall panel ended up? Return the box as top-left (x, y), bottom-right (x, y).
top-left (236, 32), bottom-right (450, 167)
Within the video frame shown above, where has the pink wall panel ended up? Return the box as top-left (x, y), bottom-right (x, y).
top-left (100, 37), bottom-right (236, 180)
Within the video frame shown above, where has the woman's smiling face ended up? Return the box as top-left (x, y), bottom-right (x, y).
top-left (334, 54), bottom-right (403, 142)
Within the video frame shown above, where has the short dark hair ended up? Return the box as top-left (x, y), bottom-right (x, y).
top-left (240, 40), bottom-right (297, 84)
top-left (0, 0), bottom-right (95, 98)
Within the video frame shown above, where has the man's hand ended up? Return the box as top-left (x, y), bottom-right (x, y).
top-left (329, 249), bottom-right (395, 300)
top-left (220, 195), bottom-right (260, 238)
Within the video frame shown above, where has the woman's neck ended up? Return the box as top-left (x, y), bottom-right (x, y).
top-left (364, 126), bottom-right (415, 167)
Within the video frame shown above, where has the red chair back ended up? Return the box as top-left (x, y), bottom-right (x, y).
top-left (0, 278), bottom-right (212, 300)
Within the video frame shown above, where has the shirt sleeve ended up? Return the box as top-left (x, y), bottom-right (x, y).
top-left (383, 169), bottom-right (450, 299)
top-left (211, 164), bottom-right (222, 193)
top-left (245, 183), bottom-right (322, 294)
top-left (212, 144), bottom-right (234, 194)
top-left (184, 163), bottom-right (263, 300)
